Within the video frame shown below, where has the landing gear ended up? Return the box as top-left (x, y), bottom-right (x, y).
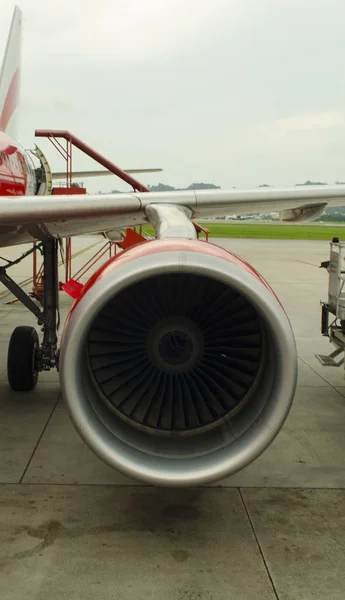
top-left (7, 326), bottom-right (39, 391)
top-left (0, 238), bottom-right (60, 391)
top-left (38, 238), bottom-right (59, 372)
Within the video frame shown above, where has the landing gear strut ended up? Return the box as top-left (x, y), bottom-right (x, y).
top-left (0, 238), bottom-right (60, 391)
top-left (38, 238), bottom-right (59, 371)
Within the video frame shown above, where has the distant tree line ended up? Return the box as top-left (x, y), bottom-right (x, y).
top-left (148, 182), bottom-right (220, 192)
top-left (258, 181), bottom-right (345, 220)
top-left (97, 179), bottom-right (345, 221)
top-left (97, 182), bottom-right (220, 194)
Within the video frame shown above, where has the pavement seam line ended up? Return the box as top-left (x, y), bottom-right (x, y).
top-left (18, 394), bottom-right (61, 484)
top-left (239, 488), bottom-right (280, 600)
top-left (298, 356), bottom-right (345, 395)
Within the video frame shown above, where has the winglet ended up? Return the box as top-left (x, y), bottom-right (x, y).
top-left (0, 6), bottom-right (22, 138)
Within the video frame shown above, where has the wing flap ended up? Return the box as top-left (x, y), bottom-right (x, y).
top-left (280, 203), bottom-right (328, 222)
top-left (191, 186), bottom-right (345, 217)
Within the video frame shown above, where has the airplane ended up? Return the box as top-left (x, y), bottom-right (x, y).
top-left (0, 8), bottom-right (162, 197)
top-left (2, 6), bottom-right (345, 488)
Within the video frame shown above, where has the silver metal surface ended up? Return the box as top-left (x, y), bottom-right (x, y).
top-left (2, 184), bottom-right (345, 246)
top-left (0, 193), bottom-right (141, 224)
top-left (144, 204), bottom-right (196, 239)
top-left (103, 229), bottom-right (124, 242)
top-left (326, 242), bottom-right (345, 320)
top-left (315, 352), bottom-right (343, 367)
top-left (190, 186), bottom-right (345, 217)
top-left (51, 168), bottom-right (163, 179)
top-left (60, 240), bottom-right (298, 487)
top-left (279, 203), bottom-right (327, 222)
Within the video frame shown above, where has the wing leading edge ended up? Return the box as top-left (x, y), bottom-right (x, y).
top-left (0, 185), bottom-right (345, 247)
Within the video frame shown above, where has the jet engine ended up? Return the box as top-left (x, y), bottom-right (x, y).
top-left (60, 238), bottom-right (297, 486)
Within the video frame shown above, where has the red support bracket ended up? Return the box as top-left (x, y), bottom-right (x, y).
top-left (31, 130), bottom-right (209, 300)
top-left (35, 129), bottom-right (151, 193)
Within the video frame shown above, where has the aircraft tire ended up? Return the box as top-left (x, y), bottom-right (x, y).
top-left (7, 326), bottom-right (39, 391)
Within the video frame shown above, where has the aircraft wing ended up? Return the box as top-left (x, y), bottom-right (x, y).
top-left (0, 185), bottom-right (345, 247)
top-left (51, 168), bottom-right (163, 180)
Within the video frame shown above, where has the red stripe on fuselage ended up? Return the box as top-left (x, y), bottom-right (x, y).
top-left (0, 132), bottom-right (27, 195)
top-left (0, 69), bottom-right (20, 133)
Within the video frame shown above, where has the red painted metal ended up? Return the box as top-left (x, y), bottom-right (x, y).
top-left (118, 227), bottom-right (147, 249)
top-left (0, 133), bottom-right (26, 195)
top-left (71, 241), bottom-right (118, 283)
top-left (62, 279), bottom-right (83, 299)
top-left (69, 238), bottom-right (279, 315)
top-left (32, 130), bottom-right (210, 301)
top-left (65, 237), bottom-right (72, 283)
top-left (32, 129), bottom-right (153, 298)
top-left (52, 187), bottom-right (86, 195)
top-left (0, 69), bottom-right (20, 133)
top-left (62, 230), bottom-right (148, 298)
top-left (32, 237), bottom-right (119, 298)
top-left (35, 130), bottom-right (151, 193)
top-left (32, 242), bottom-right (44, 298)
top-left (192, 221), bottom-right (209, 241)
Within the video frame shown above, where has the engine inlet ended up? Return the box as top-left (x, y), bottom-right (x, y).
top-left (87, 273), bottom-right (264, 434)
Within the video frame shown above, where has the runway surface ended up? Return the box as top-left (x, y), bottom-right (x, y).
top-left (0, 236), bottom-right (344, 599)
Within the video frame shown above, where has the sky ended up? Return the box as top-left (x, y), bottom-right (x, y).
top-left (1, 0), bottom-right (345, 193)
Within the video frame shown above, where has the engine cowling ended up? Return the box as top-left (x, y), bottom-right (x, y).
top-left (60, 239), bottom-right (297, 486)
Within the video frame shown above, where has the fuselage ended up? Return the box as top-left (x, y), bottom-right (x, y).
top-left (0, 130), bottom-right (36, 196)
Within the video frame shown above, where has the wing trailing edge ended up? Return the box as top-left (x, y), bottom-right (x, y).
top-left (51, 168), bottom-right (163, 180)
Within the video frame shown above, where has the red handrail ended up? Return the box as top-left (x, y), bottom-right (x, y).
top-left (35, 129), bottom-right (151, 193)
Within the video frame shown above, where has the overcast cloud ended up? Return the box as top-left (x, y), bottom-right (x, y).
top-left (1, 0), bottom-right (345, 192)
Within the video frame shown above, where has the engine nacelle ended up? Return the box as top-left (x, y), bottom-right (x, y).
top-left (60, 239), bottom-right (297, 486)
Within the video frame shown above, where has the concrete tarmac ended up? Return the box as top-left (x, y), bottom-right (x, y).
top-left (0, 236), bottom-right (344, 599)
